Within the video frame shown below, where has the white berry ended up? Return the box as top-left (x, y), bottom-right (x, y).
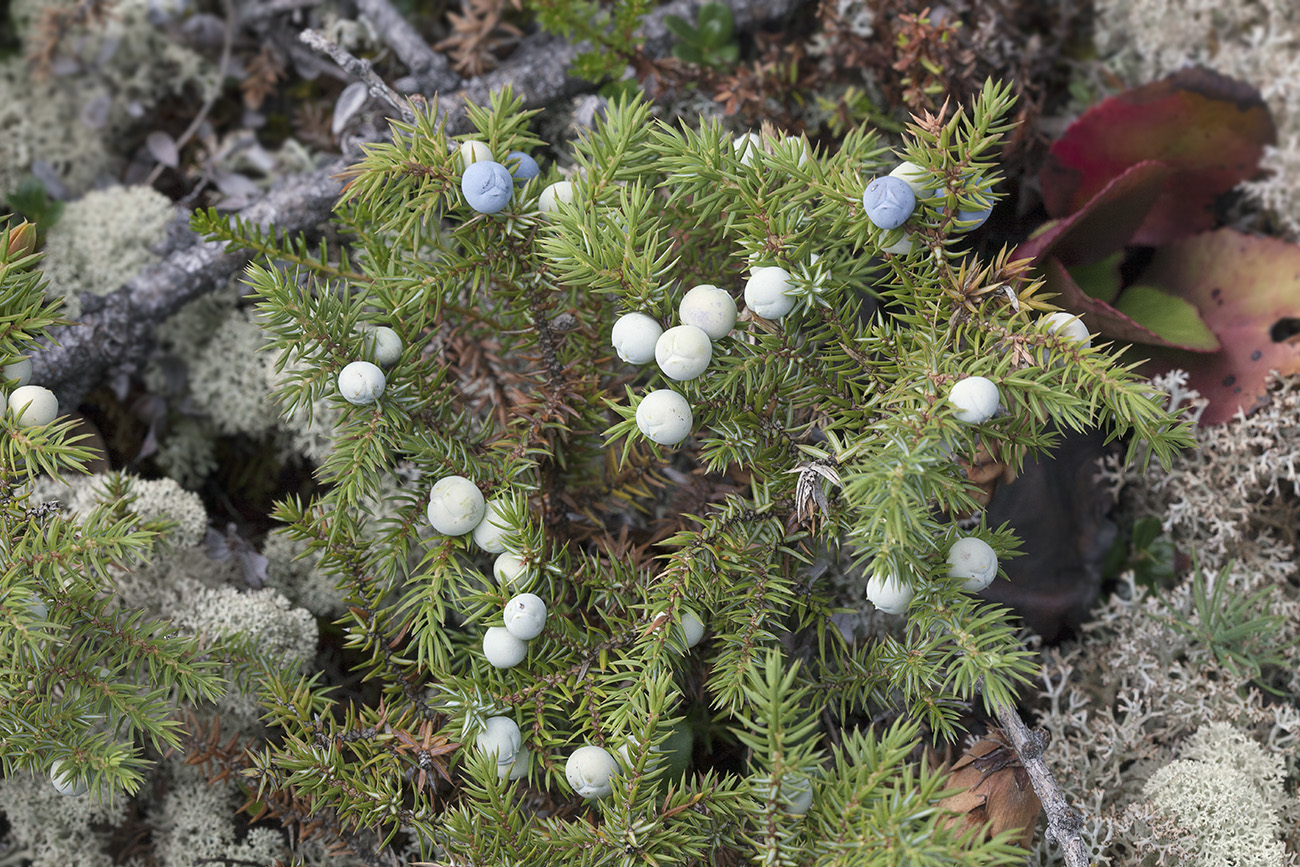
top-left (681, 611), bottom-right (705, 648)
top-left (337, 361), bottom-right (386, 405)
top-left (361, 325), bottom-right (403, 367)
top-left (503, 592), bottom-right (547, 640)
top-left (636, 390), bottom-right (693, 446)
top-left (8, 385), bottom-right (58, 427)
top-left (473, 497), bottom-right (513, 553)
top-left (50, 760), bottom-right (87, 797)
top-left (679, 284), bottom-right (737, 340)
top-left (947, 537), bottom-right (999, 593)
top-left (889, 161), bottom-right (937, 199)
top-left (733, 132), bottom-right (762, 166)
top-left (655, 325), bottom-right (712, 381)
top-left (744, 266), bottom-right (796, 320)
top-left (3, 356), bottom-right (32, 387)
top-left (611, 313), bottom-right (662, 364)
top-left (566, 745), bottom-right (619, 799)
top-left (504, 746), bottom-right (531, 780)
top-left (427, 475), bottom-right (486, 535)
top-left (539, 181), bottom-right (575, 215)
top-left (1044, 312), bottom-right (1092, 347)
top-left (476, 716), bottom-right (522, 775)
top-left (494, 552), bottom-right (527, 585)
top-left (881, 233), bottom-right (915, 255)
top-left (948, 376), bottom-right (1000, 424)
top-left (483, 626), bottom-right (528, 668)
top-left (458, 139), bottom-right (493, 170)
top-left (780, 774), bottom-right (814, 815)
top-left (866, 567), bottom-right (913, 616)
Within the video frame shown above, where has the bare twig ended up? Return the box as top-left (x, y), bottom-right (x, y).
top-left (299, 29), bottom-right (415, 123)
top-left (355, 0), bottom-right (463, 94)
top-left (994, 702), bottom-right (1091, 867)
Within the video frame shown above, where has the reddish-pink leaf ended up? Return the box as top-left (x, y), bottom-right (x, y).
top-left (1040, 67), bottom-right (1275, 246)
top-left (1015, 162), bottom-right (1219, 352)
top-left (1017, 162), bottom-right (1171, 267)
top-left (1136, 229), bottom-right (1300, 424)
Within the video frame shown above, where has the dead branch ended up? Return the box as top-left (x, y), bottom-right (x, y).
top-left (994, 702), bottom-right (1092, 867)
top-left (355, 0), bottom-right (464, 94)
top-left (299, 28), bottom-right (415, 123)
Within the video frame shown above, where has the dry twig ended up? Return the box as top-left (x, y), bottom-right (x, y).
top-left (299, 29), bottom-right (415, 123)
top-left (994, 702), bottom-right (1091, 867)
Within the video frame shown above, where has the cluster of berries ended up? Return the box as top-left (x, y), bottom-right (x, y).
top-left (425, 475), bottom-right (548, 669)
top-left (861, 160), bottom-right (995, 249)
top-left (613, 283), bottom-right (737, 447)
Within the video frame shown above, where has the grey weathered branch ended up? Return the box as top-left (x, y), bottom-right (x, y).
top-left (34, 0), bottom-right (801, 407)
top-left (994, 702), bottom-right (1092, 867)
top-left (355, 0), bottom-right (463, 94)
top-left (299, 29), bottom-right (415, 123)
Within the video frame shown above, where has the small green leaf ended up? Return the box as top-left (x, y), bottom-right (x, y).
top-left (673, 43), bottom-right (705, 65)
top-left (1065, 251), bottom-right (1123, 303)
top-left (663, 15), bottom-right (697, 41)
top-left (1115, 284), bottom-right (1221, 351)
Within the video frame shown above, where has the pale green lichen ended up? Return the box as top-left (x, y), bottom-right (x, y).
top-left (0, 60), bottom-right (117, 200)
top-left (40, 185), bottom-right (175, 320)
top-left (0, 771), bottom-right (126, 867)
top-left (1141, 724), bottom-right (1287, 867)
top-left (123, 477), bottom-right (208, 549)
top-left (262, 528), bottom-right (346, 617)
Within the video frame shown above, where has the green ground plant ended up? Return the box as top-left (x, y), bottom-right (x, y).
top-left (4, 79), bottom-right (1193, 865)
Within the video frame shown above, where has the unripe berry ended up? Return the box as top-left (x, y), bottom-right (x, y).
top-left (566, 745), bottom-right (619, 799)
top-left (744, 266), bottom-right (796, 320)
top-left (611, 313), bottom-right (662, 365)
top-left (483, 626), bottom-right (528, 668)
top-left (503, 592), bottom-right (547, 640)
top-left (679, 284), bottom-right (737, 340)
top-left (948, 376), bottom-right (1000, 424)
top-left (636, 389), bottom-right (693, 445)
top-left (337, 361), bottom-right (385, 405)
top-left (427, 475), bottom-right (486, 535)
top-left (655, 325), bottom-right (712, 382)
top-left (8, 385), bottom-right (59, 427)
top-left (947, 537), bottom-right (999, 593)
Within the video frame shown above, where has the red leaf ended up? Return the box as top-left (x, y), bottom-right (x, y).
top-left (1018, 162), bottom-right (1171, 266)
top-left (1040, 67), bottom-right (1275, 246)
top-left (1136, 229), bottom-right (1300, 424)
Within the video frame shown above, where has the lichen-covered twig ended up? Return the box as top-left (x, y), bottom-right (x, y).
top-left (299, 29), bottom-right (415, 123)
top-left (994, 702), bottom-right (1091, 867)
top-left (355, 0), bottom-right (463, 94)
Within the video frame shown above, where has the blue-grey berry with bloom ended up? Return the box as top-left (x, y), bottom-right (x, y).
top-left (462, 161), bottom-right (514, 214)
top-left (955, 189), bottom-right (993, 232)
top-left (862, 176), bottom-right (916, 230)
top-left (506, 151), bottom-right (540, 183)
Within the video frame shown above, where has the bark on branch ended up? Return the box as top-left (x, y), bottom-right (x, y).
top-left (994, 702), bottom-right (1092, 867)
top-left (34, 0), bottom-right (800, 406)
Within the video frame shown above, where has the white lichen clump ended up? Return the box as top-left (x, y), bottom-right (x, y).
top-left (39, 186), bottom-right (175, 320)
top-left (1140, 723), bottom-right (1287, 866)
